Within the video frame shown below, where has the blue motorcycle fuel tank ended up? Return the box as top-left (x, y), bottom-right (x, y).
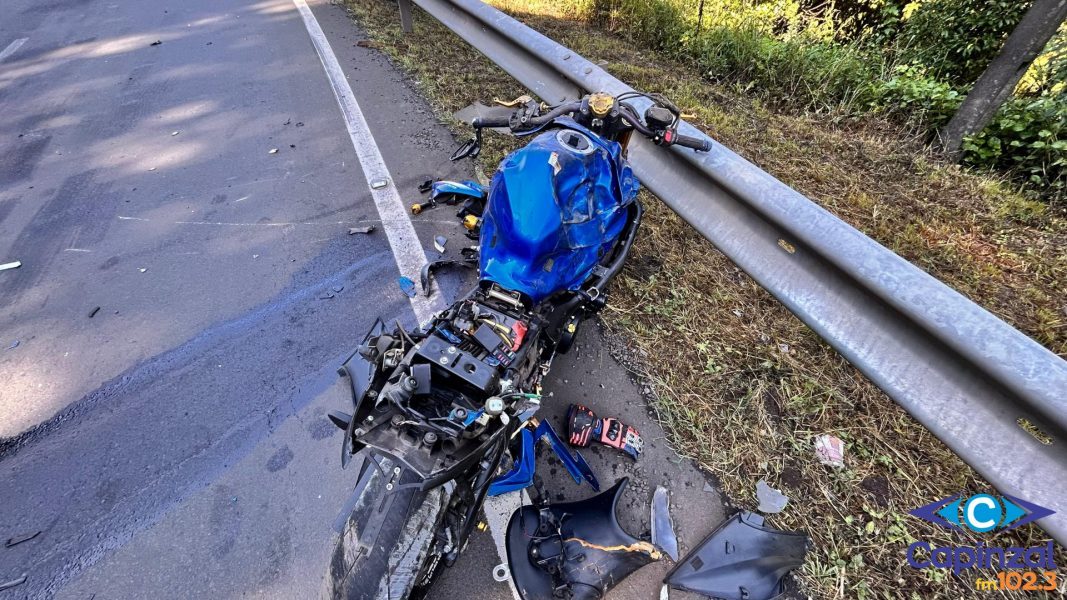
top-left (479, 121), bottom-right (639, 303)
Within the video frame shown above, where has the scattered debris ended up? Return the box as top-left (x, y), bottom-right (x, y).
top-left (756, 479), bottom-right (790, 513)
top-left (420, 259), bottom-right (476, 296)
top-left (814, 434), bottom-right (845, 468)
top-left (651, 486), bottom-right (679, 561)
top-left (268, 148), bottom-right (279, 154)
top-left (433, 235), bottom-right (447, 253)
top-left (87, 306), bottom-right (101, 318)
top-left (6, 531), bottom-right (40, 548)
top-left (398, 276), bottom-right (416, 298)
top-left (0, 575), bottom-right (26, 591)
top-left (0, 261), bottom-right (22, 271)
top-left (171, 131), bottom-right (179, 136)
top-left (7, 340), bottom-right (19, 350)
top-left (318, 292), bottom-right (335, 300)
top-left (138, 268), bottom-right (147, 273)
top-left (148, 167), bottom-right (156, 171)
top-left (347, 225), bottom-right (375, 235)
top-left (149, 40), bottom-right (162, 46)
top-left (332, 285), bottom-right (344, 293)
top-left (370, 178), bottom-right (388, 190)
top-left (355, 39), bottom-right (378, 48)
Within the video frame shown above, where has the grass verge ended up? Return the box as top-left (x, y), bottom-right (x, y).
top-left (340, 0), bottom-right (1067, 597)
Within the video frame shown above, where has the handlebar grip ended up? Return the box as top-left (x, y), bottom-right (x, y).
top-left (472, 116), bottom-right (510, 129)
top-left (673, 134), bottom-right (711, 152)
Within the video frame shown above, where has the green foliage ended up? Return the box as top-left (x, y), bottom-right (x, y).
top-left (897, 0), bottom-right (1029, 85)
top-left (961, 96), bottom-right (1067, 198)
top-left (577, 0), bottom-right (1065, 200)
top-left (871, 67), bottom-right (1066, 200)
top-left (871, 65), bottom-right (962, 128)
top-left (588, 0), bottom-right (878, 111)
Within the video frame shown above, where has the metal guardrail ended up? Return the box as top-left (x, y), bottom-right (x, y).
top-left (396, 0), bottom-right (1067, 542)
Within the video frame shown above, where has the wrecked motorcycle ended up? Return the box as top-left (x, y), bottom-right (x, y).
top-left (325, 91), bottom-right (712, 599)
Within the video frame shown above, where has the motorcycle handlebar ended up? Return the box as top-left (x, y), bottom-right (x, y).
top-left (471, 116), bottom-right (510, 128)
top-left (472, 99), bottom-right (711, 152)
top-left (672, 134), bottom-right (712, 152)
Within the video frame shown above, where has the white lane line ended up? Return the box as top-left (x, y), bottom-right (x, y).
top-left (291, 0), bottom-right (444, 324)
top-left (0, 38), bottom-right (28, 62)
top-left (292, 2), bottom-right (518, 596)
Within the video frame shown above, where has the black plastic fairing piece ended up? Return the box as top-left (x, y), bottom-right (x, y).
top-left (506, 478), bottom-right (659, 600)
top-left (664, 511), bottom-right (808, 600)
top-left (338, 318), bottom-right (385, 467)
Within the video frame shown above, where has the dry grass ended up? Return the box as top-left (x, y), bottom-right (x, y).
top-left (341, 0), bottom-right (1067, 597)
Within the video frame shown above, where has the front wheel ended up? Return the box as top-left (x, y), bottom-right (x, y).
top-left (325, 452), bottom-right (448, 600)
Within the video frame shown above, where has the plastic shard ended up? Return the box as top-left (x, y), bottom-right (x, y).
top-left (664, 511), bottom-right (808, 600)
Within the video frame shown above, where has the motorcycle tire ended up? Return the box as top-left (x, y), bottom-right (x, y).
top-left (325, 452), bottom-right (449, 600)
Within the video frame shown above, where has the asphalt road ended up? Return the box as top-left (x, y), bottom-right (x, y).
top-left (0, 0), bottom-right (725, 598)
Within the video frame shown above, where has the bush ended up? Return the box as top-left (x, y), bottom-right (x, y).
top-left (872, 68), bottom-right (1066, 200)
top-left (587, 0), bottom-right (878, 111)
top-left (871, 65), bottom-right (962, 128)
top-left (898, 0), bottom-right (1029, 85)
top-left (582, 0), bottom-right (1065, 201)
top-left (962, 96), bottom-right (1067, 199)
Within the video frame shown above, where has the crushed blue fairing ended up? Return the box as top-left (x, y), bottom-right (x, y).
top-left (488, 428), bottom-right (536, 496)
top-left (430, 179), bottom-right (485, 200)
top-left (487, 422), bottom-right (600, 496)
top-left (479, 119), bottom-right (639, 303)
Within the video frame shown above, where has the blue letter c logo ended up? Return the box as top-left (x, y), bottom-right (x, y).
top-left (964, 494), bottom-right (1002, 532)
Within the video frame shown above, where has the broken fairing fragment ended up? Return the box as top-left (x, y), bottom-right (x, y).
top-left (665, 511), bottom-right (809, 600)
top-left (506, 478), bottom-right (658, 600)
top-left (651, 486), bottom-right (679, 561)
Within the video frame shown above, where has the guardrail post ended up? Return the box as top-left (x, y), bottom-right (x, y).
top-left (398, 0), bottom-right (414, 33)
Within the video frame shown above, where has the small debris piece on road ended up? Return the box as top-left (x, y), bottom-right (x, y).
top-left (149, 40), bottom-right (162, 46)
top-left (347, 225), bottom-right (375, 235)
top-left (6, 531), bottom-right (40, 548)
top-left (171, 131), bottom-right (180, 136)
top-left (755, 479), bottom-right (789, 513)
top-left (318, 292), bottom-right (335, 300)
top-left (7, 340), bottom-right (19, 350)
top-left (138, 268), bottom-right (147, 273)
top-left (0, 261), bottom-right (22, 271)
top-left (814, 434), bottom-right (845, 468)
top-left (88, 306), bottom-right (101, 318)
top-left (398, 276), bottom-right (416, 298)
top-left (433, 235), bottom-right (447, 253)
top-left (355, 40), bottom-right (378, 48)
top-left (268, 148), bottom-right (279, 154)
top-left (370, 178), bottom-right (388, 190)
top-left (0, 575), bottom-right (27, 591)
top-left (332, 285), bottom-right (344, 293)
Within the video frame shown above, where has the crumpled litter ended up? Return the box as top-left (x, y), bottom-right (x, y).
top-left (814, 434), bottom-right (845, 468)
